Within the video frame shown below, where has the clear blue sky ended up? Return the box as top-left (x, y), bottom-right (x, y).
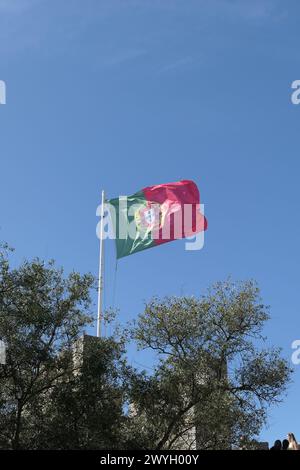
top-left (0, 0), bottom-right (300, 445)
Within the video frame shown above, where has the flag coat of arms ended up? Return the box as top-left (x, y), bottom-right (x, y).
top-left (108, 180), bottom-right (207, 259)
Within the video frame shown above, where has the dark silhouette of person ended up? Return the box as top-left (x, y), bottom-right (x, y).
top-left (270, 440), bottom-right (282, 451)
top-left (282, 439), bottom-right (289, 450)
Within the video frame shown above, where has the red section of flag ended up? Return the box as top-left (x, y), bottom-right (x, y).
top-left (142, 180), bottom-right (207, 245)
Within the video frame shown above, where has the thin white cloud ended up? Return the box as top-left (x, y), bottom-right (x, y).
top-left (0, 0), bottom-right (42, 13)
top-left (158, 56), bottom-right (196, 75)
top-left (119, 0), bottom-right (281, 22)
top-left (211, 0), bottom-right (279, 20)
top-left (102, 49), bottom-right (148, 68)
top-left (0, 0), bottom-right (284, 60)
top-left (0, 0), bottom-right (281, 20)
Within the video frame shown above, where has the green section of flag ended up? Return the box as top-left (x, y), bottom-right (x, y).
top-left (108, 191), bottom-right (156, 259)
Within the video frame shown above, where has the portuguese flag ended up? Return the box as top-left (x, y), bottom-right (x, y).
top-left (108, 180), bottom-right (207, 259)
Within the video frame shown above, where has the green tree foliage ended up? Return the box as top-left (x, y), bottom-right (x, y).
top-left (128, 280), bottom-right (292, 449)
top-left (0, 244), bottom-right (94, 448)
top-left (28, 336), bottom-right (127, 449)
top-left (0, 244), bottom-right (292, 450)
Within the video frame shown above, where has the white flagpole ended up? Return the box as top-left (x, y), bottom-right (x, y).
top-left (0, 339), bottom-right (6, 365)
top-left (97, 190), bottom-right (105, 338)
